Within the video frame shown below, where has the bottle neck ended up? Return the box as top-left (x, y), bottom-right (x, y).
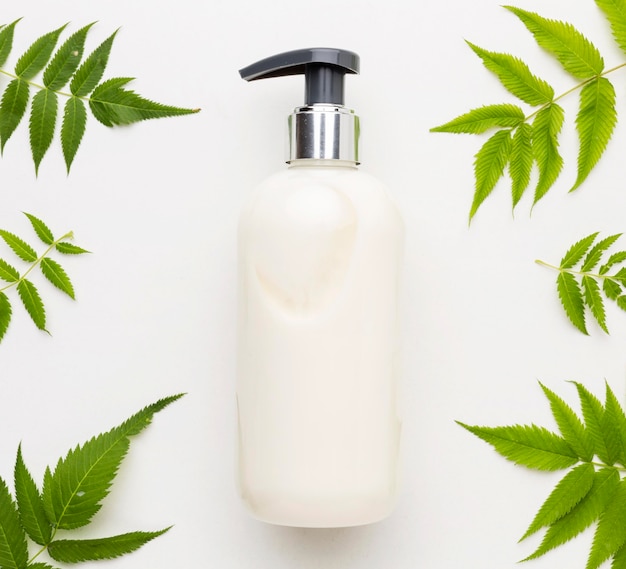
top-left (286, 105), bottom-right (360, 164)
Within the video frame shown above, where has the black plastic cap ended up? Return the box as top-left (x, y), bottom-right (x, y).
top-left (239, 48), bottom-right (359, 106)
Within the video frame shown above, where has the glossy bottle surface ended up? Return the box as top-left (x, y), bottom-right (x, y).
top-left (237, 160), bottom-right (404, 527)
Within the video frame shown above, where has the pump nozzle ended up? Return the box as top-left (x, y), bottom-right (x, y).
top-left (239, 48), bottom-right (359, 106)
top-left (239, 48), bottom-right (361, 163)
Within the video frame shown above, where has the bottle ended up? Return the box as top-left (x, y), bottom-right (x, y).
top-left (236, 48), bottom-right (404, 528)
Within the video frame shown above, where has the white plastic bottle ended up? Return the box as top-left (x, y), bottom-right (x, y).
top-left (237, 48), bottom-right (404, 528)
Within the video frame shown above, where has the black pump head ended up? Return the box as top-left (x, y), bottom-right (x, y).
top-left (239, 48), bottom-right (360, 106)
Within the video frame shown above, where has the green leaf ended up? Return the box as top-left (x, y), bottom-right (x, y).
top-left (23, 213), bottom-right (54, 245)
top-left (615, 267), bottom-right (626, 285)
top-left (540, 382), bottom-right (594, 461)
top-left (572, 77), bottom-right (617, 191)
top-left (0, 230), bottom-right (38, 262)
top-left (604, 278), bottom-right (622, 300)
top-left (43, 23), bottom-right (93, 91)
top-left (583, 276), bottom-right (608, 333)
top-left (603, 383), bottom-right (626, 467)
top-left (0, 292), bottom-right (11, 344)
top-left (430, 104), bottom-right (525, 134)
top-left (0, 259), bottom-right (20, 282)
top-left (505, 6), bottom-right (605, 79)
top-left (55, 242), bottom-right (89, 255)
top-left (509, 123), bottom-right (534, 208)
top-left (89, 77), bottom-right (200, 126)
top-left (29, 89), bottom-right (58, 174)
top-left (0, 78), bottom-right (30, 152)
top-left (70, 31), bottom-right (117, 97)
top-left (526, 467), bottom-right (620, 560)
top-left (557, 272), bottom-right (587, 334)
top-left (618, 295), bottom-right (626, 311)
top-left (61, 97), bottom-right (87, 172)
top-left (465, 41), bottom-right (554, 105)
top-left (17, 279), bottom-right (46, 331)
top-left (14, 445), bottom-right (52, 546)
top-left (42, 394), bottom-right (183, 530)
top-left (48, 528), bottom-right (170, 563)
top-left (521, 462), bottom-right (595, 540)
top-left (595, 0), bottom-right (626, 55)
top-left (0, 20), bottom-right (20, 68)
top-left (456, 421), bottom-right (578, 470)
top-left (582, 233), bottom-right (622, 272)
top-left (470, 129), bottom-right (512, 220)
top-left (574, 382), bottom-right (614, 465)
top-left (15, 25), bottom-right (67, 80)
top-left (613, 544), bottom-right (626, 569)
top-left (40, 258), bottom-right (75, 299)
top-left (600, 251), bottom-right (626, 274)
top-left (561, 232), bottom-right (599, 268)
top-left (587, 478), bottom-right (626, 569)
top-left (28, 564), bottom-right (57, 569)
top-left (532, 103), bottom-right (564, 205)
top-left (0, 476), bottom-right (29, 569)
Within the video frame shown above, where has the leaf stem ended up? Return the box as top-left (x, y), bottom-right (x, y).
top-left (0, 68), bottom-right (84, 101)
top-left (0, 231), bottom-right (73, 293)
top-left (535, 259), bottom-right (615, 280)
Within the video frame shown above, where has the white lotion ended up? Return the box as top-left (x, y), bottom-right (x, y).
top-left (237, 49), bottom-right (404, 528)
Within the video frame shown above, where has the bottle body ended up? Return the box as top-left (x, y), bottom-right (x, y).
top-left (236, 161), bottom-right (404, 528)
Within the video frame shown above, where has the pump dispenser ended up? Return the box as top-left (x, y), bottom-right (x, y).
top-left (240, 48), bottom-right (359, 162)
top-left (236, 48), bottom-right (404, 528)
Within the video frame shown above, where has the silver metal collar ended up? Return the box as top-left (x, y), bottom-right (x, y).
top-left (287, 105), bottom-right (360, 163)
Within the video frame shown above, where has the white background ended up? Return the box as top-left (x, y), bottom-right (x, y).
top-left (1, 0), bottom-right (625, 568)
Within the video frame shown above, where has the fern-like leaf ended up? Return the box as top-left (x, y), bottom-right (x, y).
top-left (0, 259), bottom-right (20, 282)
top-left (0, 476), bottom-right (28, 569)
top-left (509, 122), bottom-right (534, 207)
top-left (583, 275), bottom-right (608, 333)
top-left (557, 272), bottom-right (587, 334)
top-left (89, 77), bottom-right (200, 126)
top-left (540, 382), bottom-right (594, 461)
top-left (69, 30), bottom-right (117, 97)
top-left (595, 0), bottom-right (626, 55)
top-left (505, 6), bottom-right (604, 78)
top-left (43, 23), bottom-right (92, 91)
top-left (470, 129), bottom-right (512, 219)
top-left (603, 382), bottom-right (626, 467)
top-left (15, 25), bottom-right (66, 80)
top-left (0, 292), bottom-right (11, 343)
top-left (0, 20), bottom-right (19, 68)
top-left (525, 467), bottom-right (620, 560)
top-left (456, 422), bottom-right (578, 470)
top-left (583, 233), bottom-right (622, 272)
top-left (29, 88), bottom-right (58, 174)
top-left (539, 233), bottom-right (626, 334)
top-left (14, 445), bottom-right (51, 546)
top-left (531, 103), bottom-right (565, 205)
top-left (465, 41), bottom-right (554, 105)
top-left (48, 528), bottom-right (170, 563)
top-left (430, 103), bottom-right (524, 134)
top-left (23, 213), bottom-right (54, 245)
top-left (0, 229), bottom-right (38, 262)
top-left (587, 478), bottom-right (626, 569)
top-left (61, 97), bottom-right (87, 172)
top-left (0, 22), bottom-right (198, 172)
top-left (572, 77), bottom-right (617, 191)
top-left (17, 279), bottom-right (46, 331)
top-left (55, 242), bottom-right (89, 255)
top-left (522, 462), bottom-right (595, 540)
top-left (42, 394), bottom-right (183, 530)
top-left (40, 258), bottom-right (74, 299)
top-left (561, 232), bottom-right (599, 268)
top-left (0, 78), bottom-right (29, 152)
